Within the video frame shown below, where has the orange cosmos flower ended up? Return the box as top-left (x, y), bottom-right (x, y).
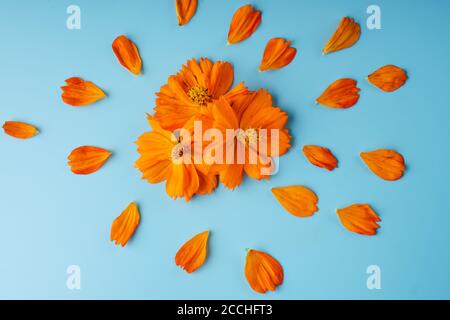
top-left (2, 121), bottom-right (38, 139)
top-left (302, 145), bottom-right (338, 171)
top-left (68, 146), bottom-right (111, 175)
top-left (135, 114), bottom-right (216, 201)
top-left (227, 4), bottom-right (262, 45)
top-left (175, 230), bottom-right (209, 273)
top-left (210, 90), bottom-right (291, 190)
top-left (368, 65), bottom-right (408, 92)
top-left (259, 38), bottom-right (297, 72)
top-left (110, 202), bottom-right (140, 247)
top-left (175, 0), bottom-right (197, 26)
top-left (272, 186), bottom-right (319, 218)
top-left (154, 58), bottom-right (248, 131)
top-left (323, 17), bottom-right (361, 55)
top-left (245, 249), bottom-right (283, 294)
top-left (316, 78), bottom-right (360, 109)
top-left (61, 77), bottom-right (106, 107)
top-left (336, 204), bottom-right (381, 236)
top-left (361, 149), bottom-right (406, 181)
top-left (112, 35), bottom-right (142, 75)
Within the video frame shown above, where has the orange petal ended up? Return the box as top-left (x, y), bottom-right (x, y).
top-left (360, 149), bottom-right (406, 181)
top-left (302, 145), bottom-right (338, 171)
top-left (112, 35), bottom-right (142, 75)
top-left (110, 202), bottom-right (140, 247)
top-left (2, 121), bottom-right (38, 139)
top-left (316, 78), bottom-right (360, 109)
top-left (259, 38), bottom-right (297, 71)
top-left (60, 77), bottom-right (106, 107)
top-left (227, 4), bottom-right (261, 45)
top-left (175, 230), bottom-right (209, 273)
top-left (336, 204), bottom-right (380, 236)
top-left (245, 249), bottom-right (283, 294)
top-left (68, 146), bottom-right (111, 175)
top-left (271, 186), bottom-right (318, 218)
top-left (175, 0), bottom-right (197, 26)
top-left (323, 17), bottom-right (361, 54)
top-left (368, 65), bottom-right (408, 92)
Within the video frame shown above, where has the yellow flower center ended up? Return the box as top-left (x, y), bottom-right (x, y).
top-left (187, 86), bottom-right (211, 106)
top-left (171, 143), bottom-right (186, 164)
top-left (237, 128), bottom-right (258, 145)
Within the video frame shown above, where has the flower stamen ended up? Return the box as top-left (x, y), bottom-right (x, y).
top-left (187, 86), bottom-right (211, 106)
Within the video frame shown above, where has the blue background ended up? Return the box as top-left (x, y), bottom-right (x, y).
top-left (0, 0), bottom-right (449, 299)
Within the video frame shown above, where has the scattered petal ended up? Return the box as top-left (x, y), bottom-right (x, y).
top-left (112, 35), bottom-right (142, 75)
top-left (272, 186), bottom-right (319, 217)
top-left (323, 17), bottom-right (361, 54)
top-left (175, 0), bottom-right (198, 26)
top-left (302, 145), bottom-right (338, 171)
top-left (368, 65), bottom-right (408, 92)
top-left (227, 4), bottom-right (262, 45)
top-left (336, 204), bottom-right (380, 236)
top-left (61, 77), bottom-right (106, 107)
top-left (259, 38), bottom-right (297, 72)
top-left (316, 78), bottom-right (360, 109)
top-left (2, 121), bottom-right (38, 139)
top-left (175, 230), bottom-right (209, 273)
top-left (360, 149), bottom-right (406, 181)
top-left (110, 202), bottom-right (140, 247)
top-left (68, 146), bottom-right (111, 175)
top-left (245, 249), bottom-right (283, 294)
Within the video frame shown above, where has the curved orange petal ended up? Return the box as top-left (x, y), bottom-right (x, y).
top-left (336, 204), bottom-right (380, 236)
top-left (316, 78), bottom-right (360, 109)
top-left (166, 163), bottom-right (200, 201)
top-left (208, 61), bottom-right (234, 98)
top-left (323, 17), bottom-right (361, 54)
top-left (196, 171), bottom-right (218, 195)
top-left (112, 35), bottom-right (142, 75)
top-left (175, 230), bottom-right (209, 273)
top-left (68, 146), bottom-right (111, 175)
top-left (2, 121), bottom-right (38, 139)
top-left (259, 38), bottom-right (297, 72)
top-left (360, 149), bottom-right (405, 181)
top-left (302, 145), bottom-right (338, 171)
top-left (227, 4), bottom-right (262, 45)
top-left (271, 186), bottom-right (318, 217)
top-left (368, 65), bottom-right (408, 92)
top-left (245, 249), bottom-right (283, 294)
top-left (110, 202), bottom-right (140, 247)
top-left (219, 163), bottom-right (244, 190)
top-left (175, 0), bottom-right (197, 26)
top-left (61, 77), bottom-right (106, 107)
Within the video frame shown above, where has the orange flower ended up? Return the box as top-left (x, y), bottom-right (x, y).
top-left (360, 149), bottom-right (405, 181)
top-left (2, 121), bottom-right (38, 139)
top-left (61, 77), bottom-right (106, 107)
top-left (135, 114), bottom-right (216, 201)
top-left (259, 38), bottom-right (297, 72)
top-left (175, 0), bottom-right (197, 26)
top-left (227, 4), bottom-right (262, 45)
top-left (210, 91), bottom-right (291, 190)
top-left (368, 65), bottom-right (408, 92)
top-left (245, 249), bottom-right (283, 294)
top-left (68, 146), bottom-right (111, 175)
top-left (110, 202), bottom-right (140, 247)
top-left (272, 186), bottom-right (318, 218)
top-left (302, 145), bottom-right (338, 171)
top-left (112, 35), bottom-right (142, 75)
top-left (154, 58), bottom-right (248, 131)
top-left (316, 78), bottom-right (360, 109)
top-left (175, 230), bottom-right (209, 273)
top-left (336, 204), bottom-right (380, 236)
top-left (323, 17), bottom-right (361, 54)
